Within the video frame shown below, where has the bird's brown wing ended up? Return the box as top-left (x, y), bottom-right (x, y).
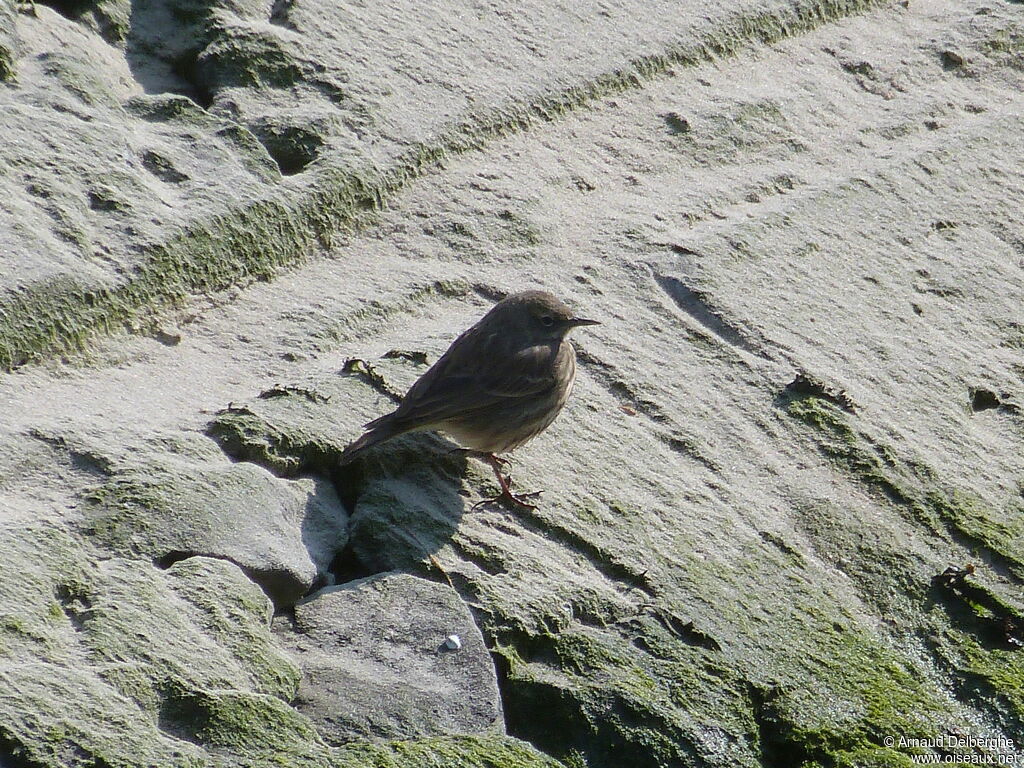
top-left (382, 326), bottom-right (558, 432)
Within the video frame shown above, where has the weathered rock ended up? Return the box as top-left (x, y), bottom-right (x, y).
top-left (280, 573), bottom-right (503, 743)
top-left (0, 523), bottom-right (331, 767)
top-left (1, 0), bottom-right (1024, 764)
top-left (0, 0), bottom-right (901, 369)
top-left (332, 735), bottom-right (564, 767)
top-left (206, 370), bottom-right (386, 478)
top-left (206, 358), bottom-right (477, 573)
top-left (80, 430), bottom-right (348, 608)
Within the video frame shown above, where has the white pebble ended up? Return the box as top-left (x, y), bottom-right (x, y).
top-left (444, 634), bottom-right (462, 650)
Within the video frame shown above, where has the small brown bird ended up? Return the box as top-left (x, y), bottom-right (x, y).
top-left (341, 290), bottom-right (599, 507)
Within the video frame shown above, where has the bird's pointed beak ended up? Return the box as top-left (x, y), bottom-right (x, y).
top-left (568, 317), bottom-right (600, 328)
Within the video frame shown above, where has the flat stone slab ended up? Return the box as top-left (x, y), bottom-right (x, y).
top-left (281, 572), bottom-right (503, 743)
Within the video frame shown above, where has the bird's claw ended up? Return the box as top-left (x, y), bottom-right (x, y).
top-left (472, 488), bottom-right (543, 511)
top-left (465, 451), bottom-right (540, 510)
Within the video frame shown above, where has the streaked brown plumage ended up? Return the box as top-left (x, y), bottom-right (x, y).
top-left (341, 290), bottom-right (598, 507)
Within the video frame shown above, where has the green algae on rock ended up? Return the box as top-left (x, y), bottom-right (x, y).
top-left (0, 524), bottom-right (320, 767)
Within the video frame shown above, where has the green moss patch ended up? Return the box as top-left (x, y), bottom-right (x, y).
top-left (491, 624), bottom-right (760, 768)
top-left (206, 406), bottom-right (333, 477)
top-left (786, 395), bottom-right (1023, 575)
top-left (333, 734), bottom-right (565, 768)
top-left (158, 683), bottom-right (326, 758)
top-left (783, 394), bottom-right (1024, 740)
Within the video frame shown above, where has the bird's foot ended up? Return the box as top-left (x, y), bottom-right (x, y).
top-left (470, 452), bottom-right (542, 510)
top-left (472, 486), bottom-right (543, 511)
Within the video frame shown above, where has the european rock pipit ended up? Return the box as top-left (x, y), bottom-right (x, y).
top-left (341, 290), bottom-right (598, 507)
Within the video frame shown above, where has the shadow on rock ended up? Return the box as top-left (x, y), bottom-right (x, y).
top-left (124, 0), bottom-right (212, 100)
top-left (927, 564), bottom-right (1024, 651)
top-left (332, 432), bottom-right (470, 577)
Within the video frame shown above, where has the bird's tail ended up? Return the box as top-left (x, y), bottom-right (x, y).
top-left (339, 414), bottom-right (403, 465)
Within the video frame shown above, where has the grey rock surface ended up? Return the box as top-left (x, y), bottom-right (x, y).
top-left (1, 0), bottom-right (1024, 765)
top-left (207, 364), bottom-right (476, 574)
top-left (0, 0), bottom-right (889, 369)
top-left (281, 573), bottom-right (503, 743)
top-left (37, 425), bottom-right (350, 607)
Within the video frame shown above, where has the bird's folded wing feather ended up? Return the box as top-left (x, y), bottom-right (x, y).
top-left (385, 327), bottom-right (557, 429)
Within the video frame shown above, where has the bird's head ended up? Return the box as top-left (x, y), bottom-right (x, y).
top-left (492, 290), bottom-right (600, 343)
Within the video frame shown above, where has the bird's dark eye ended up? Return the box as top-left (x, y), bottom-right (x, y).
top-left (540, 315), bottom-right (554, 327)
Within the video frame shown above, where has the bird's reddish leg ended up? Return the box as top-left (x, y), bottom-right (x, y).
top-left (471, 452), bottom-right (542, 510)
